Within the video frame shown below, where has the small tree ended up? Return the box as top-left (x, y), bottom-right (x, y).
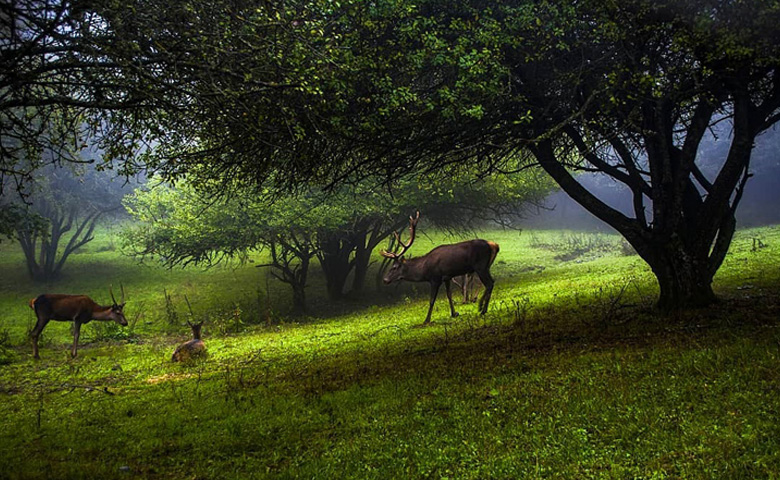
top-left (123, 184), bottom-right (328, 312)
top-left (14, 163), bottom-right (127, 281)
top-left (261, 238), bottom-right (316, 312)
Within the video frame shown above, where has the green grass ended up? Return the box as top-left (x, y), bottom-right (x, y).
top-left (1, 225), bottom-right (780, 478)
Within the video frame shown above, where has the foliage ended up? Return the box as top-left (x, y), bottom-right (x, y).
top-left (122, 183), bottom-right (348, 310)
top-left (1, 1), bottom-right (143, 196)
top-left (30, 0), bottom-right (772, 311)
top-left (6, 0), bottom-right (779, 310)
top-left (288, 0), bottom-right (780, 309)
top-left (122, 170), bottom-right (552, 309)
top-left (0, 204), bottom-right (45, 243)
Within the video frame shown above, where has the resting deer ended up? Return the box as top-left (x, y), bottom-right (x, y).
top-left (172, 297), bottom-right (207, 362)
top-left (29, 285), bottom-right (127, 359)
top-left (381, 212), bottom-right (499, 323)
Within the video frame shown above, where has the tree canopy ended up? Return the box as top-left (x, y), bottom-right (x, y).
top-left (5, 0), bottom-right (780, 308)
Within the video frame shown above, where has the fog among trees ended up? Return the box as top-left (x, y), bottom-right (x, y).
top-left (528, 124), bottom-right (780, 230)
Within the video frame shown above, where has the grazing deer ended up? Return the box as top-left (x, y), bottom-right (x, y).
top-left (29, 285), bottom-right (127, 359)
top-left (381, 212), bottom-right (500, 323)
top-left (172, 296), bottom-right (207, 362)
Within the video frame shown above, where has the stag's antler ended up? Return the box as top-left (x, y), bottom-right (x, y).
top-left (110, 284), bottom-right (126, 307)
top-left (381, 211), bottom-right (420, 259)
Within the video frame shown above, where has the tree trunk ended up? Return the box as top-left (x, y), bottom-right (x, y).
top-left (291, 282), bottom-right (307, 313)
top-left (291, 254), bottom-right (310, 313)
top-left (352, 242), bottom-right (371, 295)
top-left (322, 259), bottom-right (351, 300)
top-left (644, 243), bottom-right (716, 310)
top-left (535, 137), bottom-right (728, 310)
top-left (264, 240), bottom-right (313, 313)
top-left (317, 232), bottom-right (354, 300)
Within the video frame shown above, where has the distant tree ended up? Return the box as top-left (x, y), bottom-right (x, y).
top-left (14, 162), bottom-right (129, 281)
top-left (123, 184), bottom-right (338, 312)
top-left (316, 168), bottom-right (552, 299)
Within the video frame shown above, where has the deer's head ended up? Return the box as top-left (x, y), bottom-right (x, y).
top-left (383, 256), bottom-right (408, 284)
top-left (109, 284), bottom-right (128, 326)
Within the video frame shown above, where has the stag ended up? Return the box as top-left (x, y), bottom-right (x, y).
top-left (29, 285), bottom-right (127, 359)
top-left (381, 212), bottom-right (499, 323)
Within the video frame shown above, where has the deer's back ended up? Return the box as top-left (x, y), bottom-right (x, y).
top-left (421, 239), bottom-right (495, 278)
top-left (172, 339), bottom-right (207, 362)
top-left (32, 294), bottom-right (98, 321)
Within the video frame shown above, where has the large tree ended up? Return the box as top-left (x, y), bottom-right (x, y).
top-left (529, 1), bottom-right (780, 309)
top-left (259, 0), bottom-right (780, 309)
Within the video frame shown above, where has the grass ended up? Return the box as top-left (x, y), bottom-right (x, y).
top-left (1, 225), bottom-right (780, 478)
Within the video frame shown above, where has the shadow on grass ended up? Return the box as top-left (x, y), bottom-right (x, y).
top-left (203, 289), bottom-right (780, 399)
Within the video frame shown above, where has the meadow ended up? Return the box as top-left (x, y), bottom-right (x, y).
top-left (0, 225), bottom-right (779, 478)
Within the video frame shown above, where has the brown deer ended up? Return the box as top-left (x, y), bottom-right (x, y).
top-left (172, 296), bottom-right (207, 362)
top-left (29, 285), bottom-right (127, 359)
top-left (381, 212), bottom-right (500, 323)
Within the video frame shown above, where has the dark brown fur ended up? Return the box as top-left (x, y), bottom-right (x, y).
top-left (384, 239), bottom-right (500, 323)
top-left (172, 321), bottom-right (206, 362)
top-left (29, 293), bottom-right (127, 359)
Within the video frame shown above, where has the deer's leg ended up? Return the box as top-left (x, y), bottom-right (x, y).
top-left (444, 279), bottom-right (459, 317)
top-left (476, 270), bottom-right (495, 315)
top-left (466, 274), bottom-right (477, 303)
top-left (425, 280), bottom-right (441, 324)
top-left (452, 275), bottom-right (467, 304)
top-left (71, 321), bottom-right (82, 358)
top-left (470, 274), bottom-right (483, 303)
top-left (30, 315), bottom-right (49, 360)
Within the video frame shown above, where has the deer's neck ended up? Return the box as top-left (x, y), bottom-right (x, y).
top-left (92, 306), bottom-right (114, 321)
top-left (403, 257), bottom-right (428, 282)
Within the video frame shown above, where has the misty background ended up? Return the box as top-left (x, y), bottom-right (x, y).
top-left (527, 124), bottom-right (780, 230)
